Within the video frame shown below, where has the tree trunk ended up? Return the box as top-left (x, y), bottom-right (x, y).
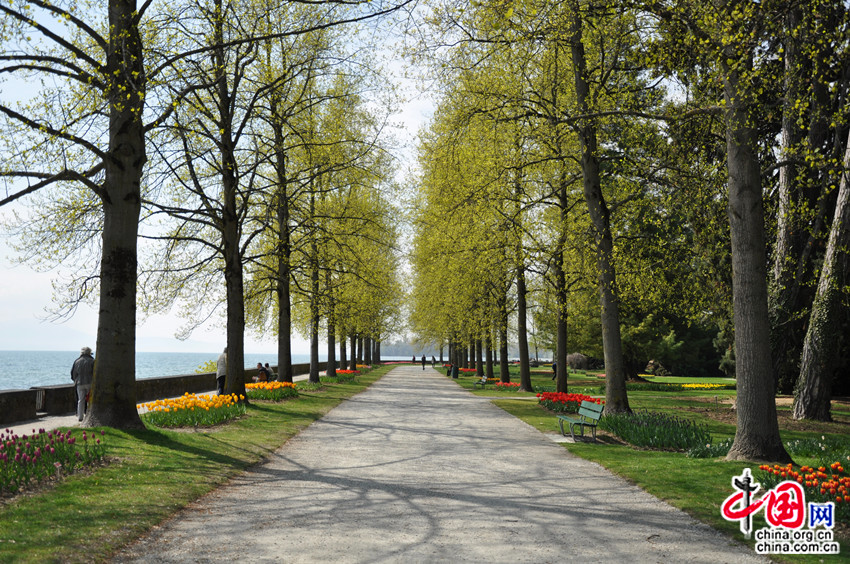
top-left (770, 5), bottom-right (834, 395)
top-left (375, 340), bottom-right (381, 364)
top-left (770, 6), bottom-right (804, 393)
top-left (793, 130), bottom-right (850, 421)
top-left (720, 46), bottom-right (792, 463)
top-left (556, 290), bottom-right (569, 396)
top-left (365, 336), bottom-right (372, 366)
top-left (516, 262), bottom-right (533, 392)
top-left (308, 190), bottom-right (320, 384)
top-left (499, 297), bottom-right (510, 383)
top-left (272, 95), bottom-right (293, 384)
top-left (452, 340), bottom-right (460, 378)
top-left (485, 332), bottom-right (494, 380)
top-left (554, 238), bottom-right (569, 395)
top-left (350, 333), bottom-right (357, 370)
top-left (272, 100), bottom-right (293, 383)
top-left (340, 332), bottom-right (347, 372)
top-left (475, 339), bottom-right (484, 377)
top-left (213, 1), bottom-right (246, 400)
top-left (326, 276), bottom-right (336, 379)
top-left (569, 11), bottom-right (628, 413)
top-left (86, 0), bottom-right (146, 429)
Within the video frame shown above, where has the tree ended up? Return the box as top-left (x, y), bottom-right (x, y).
top-left (770, 2), bottom-right (850, 395)
top-left (793, 129), bottom-right (850, 421)
top-left (1, 0), bottom-right (154, 428)
top-left (143, 0), bottom-right (271, 399)
top-left (645, 0), bottom-right (792, 462)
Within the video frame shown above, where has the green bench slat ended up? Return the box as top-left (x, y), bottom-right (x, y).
top-left (556, 400), bottom-right (603, 442)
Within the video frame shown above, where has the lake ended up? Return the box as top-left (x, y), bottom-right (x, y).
top-left (0, 350), bottom-right (319, 391)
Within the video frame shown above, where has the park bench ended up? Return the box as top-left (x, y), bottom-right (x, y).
top-left (557, 400), bottom-right (604, 442)
top-left (472, 379), bottom-right (487, 389)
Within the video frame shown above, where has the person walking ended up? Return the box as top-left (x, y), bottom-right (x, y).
top-left (70, 346), bottom-right (94, 421)
top-left (216, 347), bottom-right (227, 395)
top-left (551, 360), bottom-right (557, 381)
top-left (421, 355), bottom-right (426, 371)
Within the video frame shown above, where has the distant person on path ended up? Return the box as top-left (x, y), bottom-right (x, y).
top-left (551, 361), bottom-right (557, 381)
top-left (216, 347), bottom-right (227, 394)
top-left (70, 346), bottom-right (94, 421)
top-left (431, 356), bottom-right (436, 367)
top-left (421, 355), bottom-right (426, 370)
top-left (411, 355), bottom-right (416, 364)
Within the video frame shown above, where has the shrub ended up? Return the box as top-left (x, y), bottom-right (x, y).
top-left (645, 359), bottom-right (670, 376)
top-left (598, 411), bottom-right (711, 451)
top-left (0, 428), bottom-right (106, 494)
top-left (245, 381), bottom-right (299, 401)
top-left (296, 381), bottom-right (323, 392)
top-left (195, 360), bottom-right (217, 374)
top-left (322, 372), bottom-right (356, 383)
top-left (567, 353), bottom-right (588, 370)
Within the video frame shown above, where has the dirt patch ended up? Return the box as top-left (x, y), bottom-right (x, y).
top-left (681, 397), bottom-right (850, 433)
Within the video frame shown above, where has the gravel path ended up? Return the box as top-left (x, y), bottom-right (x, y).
top-left (114, 365), bottom-right (766, 563)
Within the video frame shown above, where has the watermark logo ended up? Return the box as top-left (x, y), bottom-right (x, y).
top-left (721, 468), bottom-right (840, 555)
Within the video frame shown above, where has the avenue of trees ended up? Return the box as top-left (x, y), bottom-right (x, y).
top-left (0, 0), bottom-right (408, 427)
top-left (407, 0), bottom-right (850, 463)
top-left (1, 0), bottom-right (848, 465)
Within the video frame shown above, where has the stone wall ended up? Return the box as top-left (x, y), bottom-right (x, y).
top-left (0, 389), bottom-right (38, 425)
top-left (1, 361), bottom-right (328, 424)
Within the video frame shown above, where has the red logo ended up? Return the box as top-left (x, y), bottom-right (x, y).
top-left (721, 469), bottom-right (806, 537)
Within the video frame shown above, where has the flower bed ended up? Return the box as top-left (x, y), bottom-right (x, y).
top-left (536, 392), bottom-right (602, 413)
top-left (458, 368), bottom-right (477, 374)
top-left (598, 382), bottom-right (736, 393)
top-left (245, 381), bottom-right (299, 401)
top-left (757, 462), bottom-right (850, 524)
top-left (1, 428), bottom-right (106, 494)
top-left (495, 382), bottom-right (521, 391)
top-left (138, 393), bottom-right (246, 427)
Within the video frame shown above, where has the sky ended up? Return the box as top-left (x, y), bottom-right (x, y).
top-left (0, 27), bottom-right (435, 355)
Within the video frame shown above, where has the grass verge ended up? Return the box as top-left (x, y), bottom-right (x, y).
top-left (493, 394), bottom-right (850, 564)
top-left (0, 365), bottom-right (390, 563)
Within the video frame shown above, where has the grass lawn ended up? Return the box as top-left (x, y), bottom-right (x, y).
top-left (454, 365), bottom-right (850, 563)
top-left (0, 366), bottom-right (391, 563)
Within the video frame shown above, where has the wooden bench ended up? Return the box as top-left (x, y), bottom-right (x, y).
top-left (557, 400), bottom-right (604, 442)
top-left (472, 379), bottom-right (487, 389)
